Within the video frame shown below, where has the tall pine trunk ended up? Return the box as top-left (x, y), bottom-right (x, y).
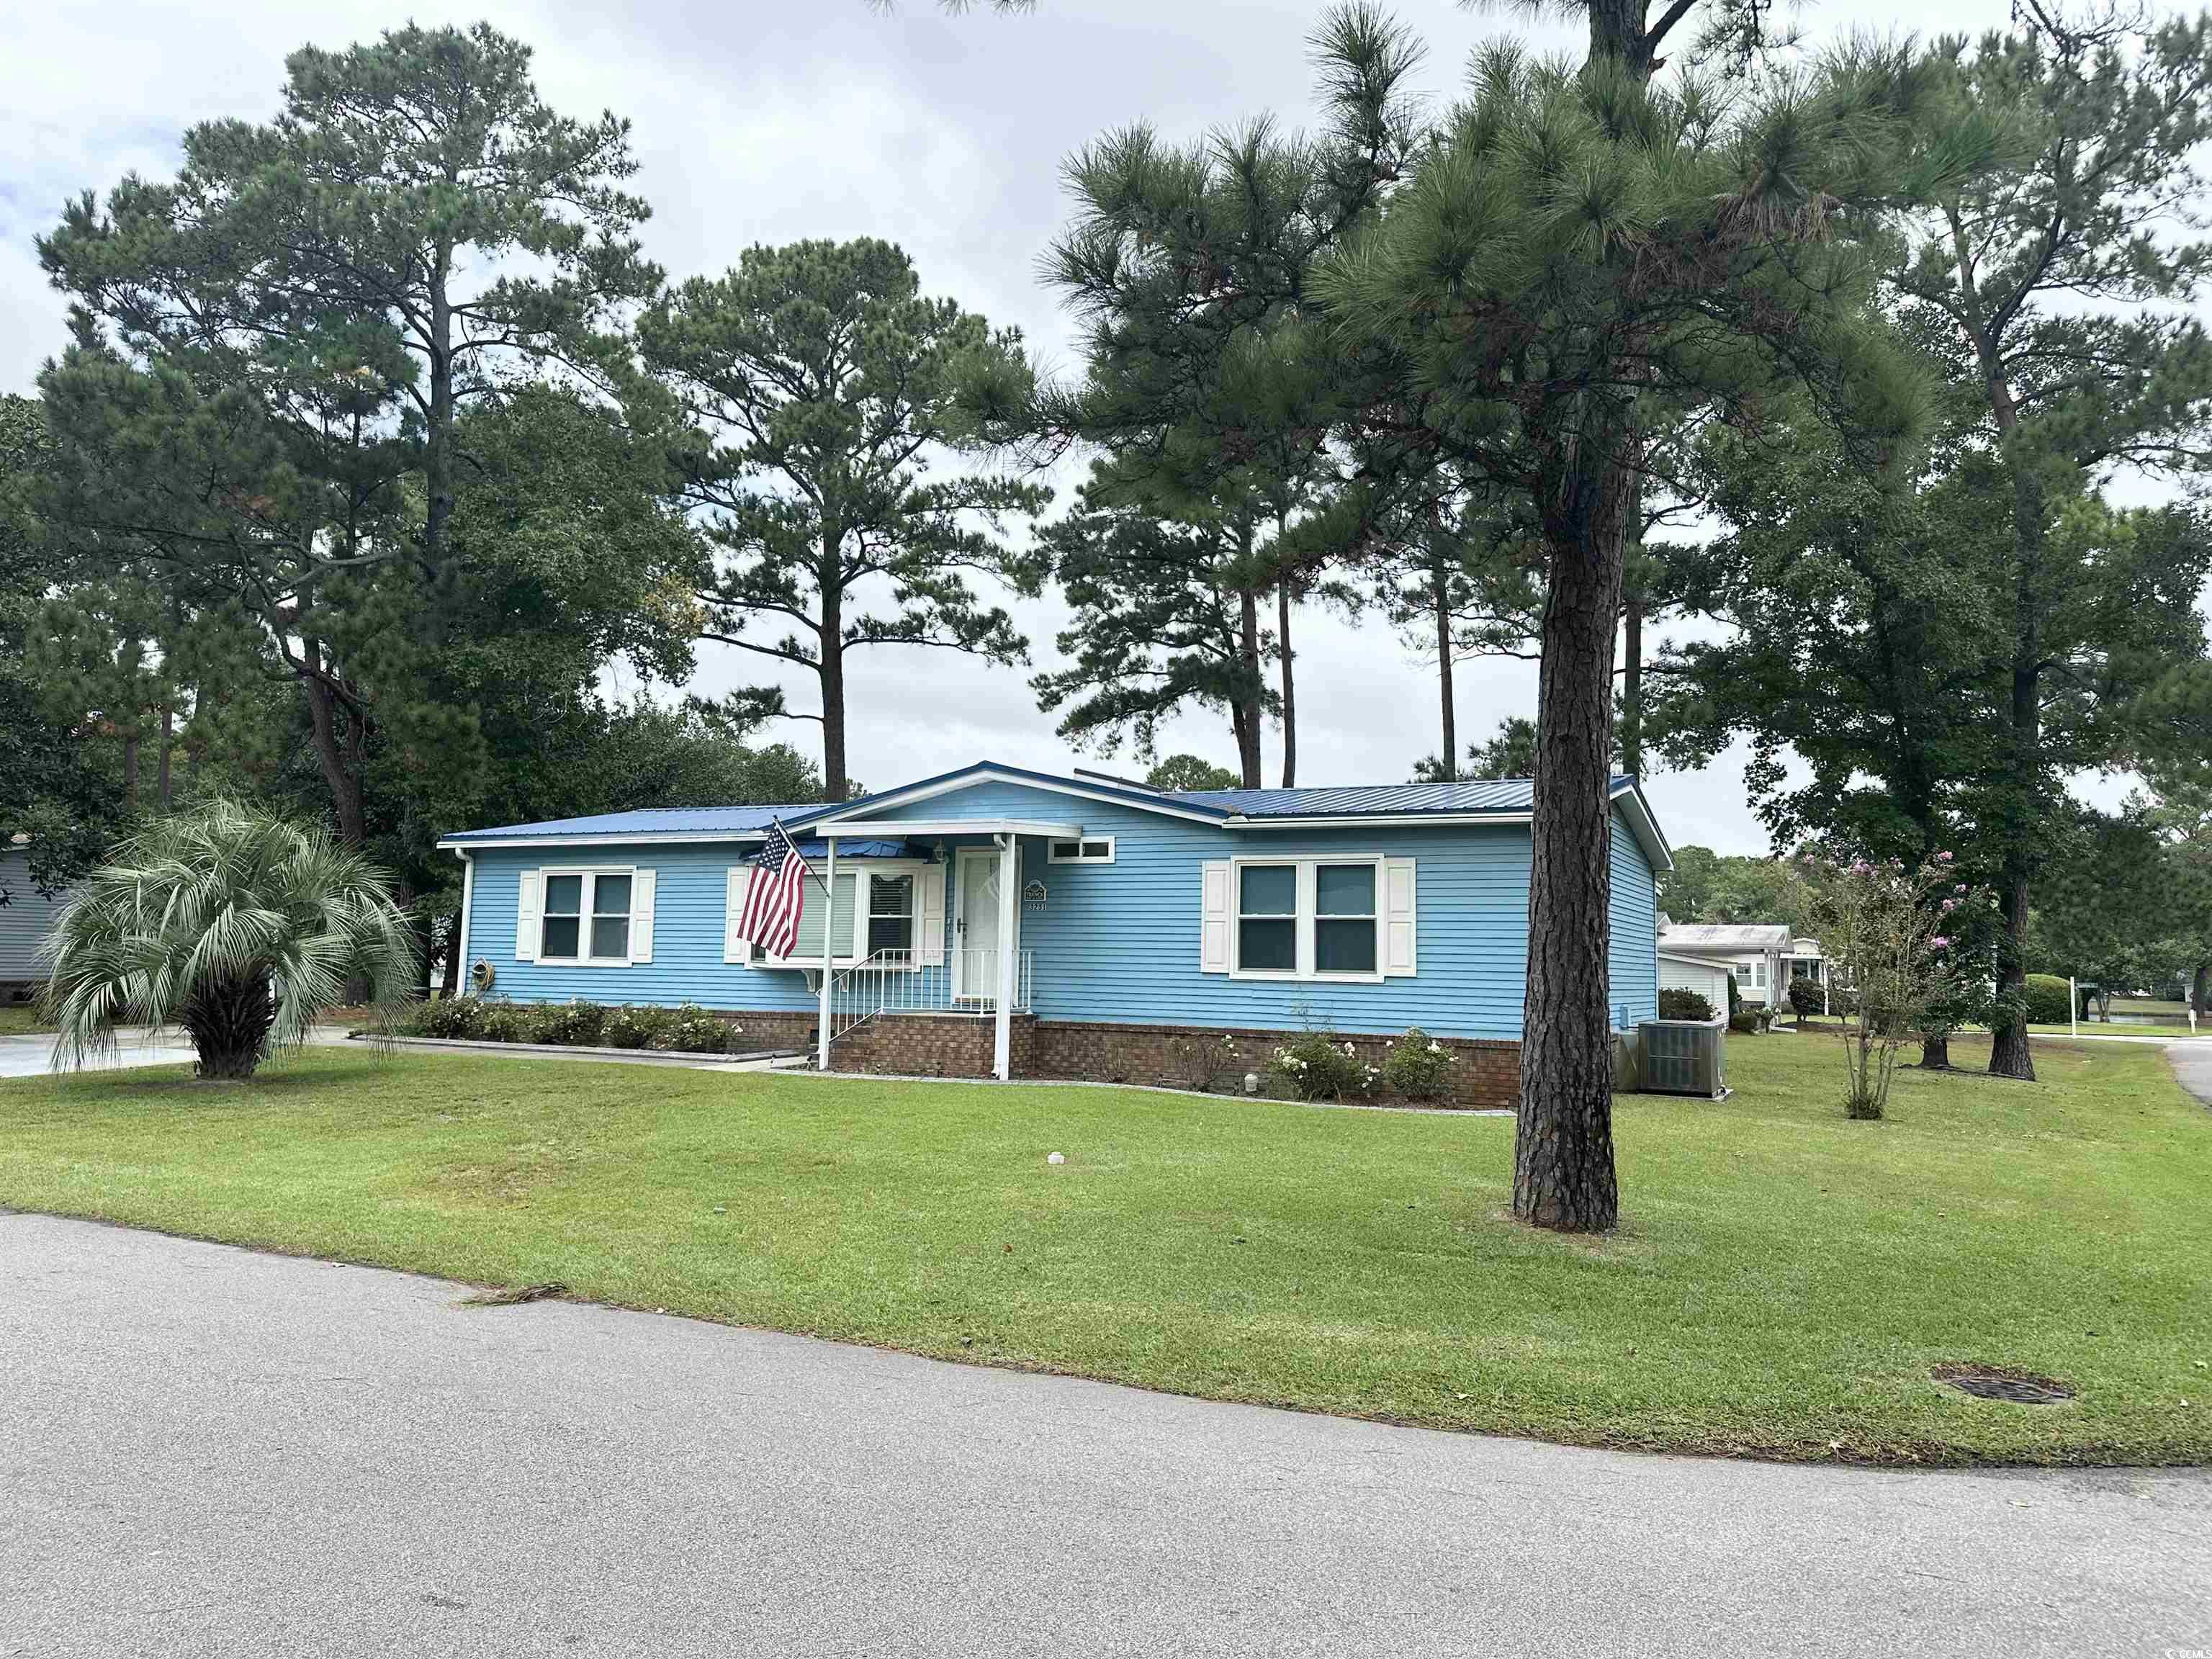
top-left (300, 642), bottom-right (367, 845)
top-left (1277, 581), bottom-right (1297, 788)
top-left (1987, 455), bottom-right (2045, 1082)
top-left (1234, 584), bottom-right (1264, 788)
top-left (819, 531), bottom-right (848, 801)
top-left (157, 701), bottom-right (174, 811)
top-left (1514, 433), bottom-right (1632, 1234)
top-left (1434, 546), bottom-right (1457, 779)
top-left (1511, 0), bottom-right (1656, 1233)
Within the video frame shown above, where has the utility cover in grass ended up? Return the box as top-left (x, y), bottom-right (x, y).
top-left (1933, 1363), bottom-right (2076, 1404)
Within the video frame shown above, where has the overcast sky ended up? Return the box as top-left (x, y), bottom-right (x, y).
top-left (3, 0), bottom-right (2062, 853)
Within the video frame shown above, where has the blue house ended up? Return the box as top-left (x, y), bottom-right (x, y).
top-left (437, 760), bottom-right (1671, 1106)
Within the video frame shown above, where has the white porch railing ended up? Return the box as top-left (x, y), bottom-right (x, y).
top-left (828, 948), bottom-right (1034, 1046)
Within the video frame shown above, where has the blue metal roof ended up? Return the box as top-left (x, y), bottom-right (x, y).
top-left (438, 767), bottom-right (1665, 868)
top-left (441, 804), bottom-right (817, 844)
top-left (1164, 778), bottom-right (1574, 817)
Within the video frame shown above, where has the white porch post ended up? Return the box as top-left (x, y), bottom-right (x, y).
top-left (817, 835), bottom-right (837, 1071)
top-left (994, 832), bottom-right (1017, 1079)
top-left (453, 850), bottom-right (475, 997)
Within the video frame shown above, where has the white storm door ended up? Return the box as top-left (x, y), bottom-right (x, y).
top-left (955, 848), bottom-right (1002, 1001)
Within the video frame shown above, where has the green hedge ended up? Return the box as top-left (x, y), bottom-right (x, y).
top-left (400, 997), bottom-right (744, 1055)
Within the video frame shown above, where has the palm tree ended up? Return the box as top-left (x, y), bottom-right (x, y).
top-left (41, 801), bottom-right (418, 1079)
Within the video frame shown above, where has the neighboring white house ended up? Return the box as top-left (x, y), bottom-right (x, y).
top-left (1656, 948), bottom-right (1733, 1012)
top-left (1654, 921), bottom-right (1833, 1011)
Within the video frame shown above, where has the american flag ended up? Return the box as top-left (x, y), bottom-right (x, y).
top-left (735, 818), bottom-right (816, 960)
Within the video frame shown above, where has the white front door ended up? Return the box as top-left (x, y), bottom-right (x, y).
top-left (955, 847), bottom-right (1002, 1002)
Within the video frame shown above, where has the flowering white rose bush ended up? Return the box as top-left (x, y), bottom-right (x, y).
top-left (1799, 849), bottom-right (1995, 1120)
top-left (1382, 1027), bottom-right (1455, 1100)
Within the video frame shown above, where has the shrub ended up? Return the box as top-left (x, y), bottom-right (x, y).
top-left (1728, 1010), bottom-right (1761, 1035)
top-left (534, 1000), bottom-right (608, 1046)
top-left (408, 997), bottom-right (486, 1039)
top-left (1380, 1028), bottom-right (1453, 1101)
top-left (1267, 1032), bottom-right (1375, 1101)
top-left (473, 1004), bottom-right (540, 1044)
top-left (1166, 1031), bottom-right (1242, 1092)
top-left (1786, 979), bottom-right (1823, 1020)
top-left (1657, 989), bottom-right (1715, 1022)
top-left (1726, 973), bottom-right (1742, 1017)
top-left (2023, 974), bottom-right (2074, 1024)
top-left (657, 1006), bottom-right (737, 1053)
top-left (602, 1004), bottom-right (675, 1050)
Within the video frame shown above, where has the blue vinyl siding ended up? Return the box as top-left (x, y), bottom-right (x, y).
top-left (461, 780), bottom-right (1664, 1041)
top-left (463, 842), bottom-right (824, 1014)
top-left (1609, 819), bottom-right (1659, 1028)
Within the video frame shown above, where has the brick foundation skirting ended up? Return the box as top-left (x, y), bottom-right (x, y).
top-left (1024, 1020), bottom-right (1520, 1110)
top-left (812, 1011), bottom-right (1518, 1109)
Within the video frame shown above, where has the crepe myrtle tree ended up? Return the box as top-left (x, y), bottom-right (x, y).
top-left (41, 801), bottom-right (417, 1080)
top-left (1799, 849), bottom-right (1996, 1119)
top-left (1319, 27), bottom-right (1997, 1230)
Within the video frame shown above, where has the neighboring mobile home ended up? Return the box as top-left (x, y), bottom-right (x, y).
top-left (438, 761), bottom-right (1671, 1107)
top-left (0, 843), bottom-right (73, 1003)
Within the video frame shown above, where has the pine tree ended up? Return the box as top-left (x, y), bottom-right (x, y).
top-left (1889, 2), bottom-right (2212, 1079)
top-left (1321, 22), bottom-right (1992, 1229)
top-left (1035, 7), bottom-right (1423, 786)
top-left (639, 238), bottom-right (1045, 802)
top-left (36, 22), bottom-right (660, 841)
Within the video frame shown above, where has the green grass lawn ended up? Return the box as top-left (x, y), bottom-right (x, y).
top-left (0, 1005), bottom-right (52, 1035)
top-left (2, 1032), bottom-right (2206, 1466)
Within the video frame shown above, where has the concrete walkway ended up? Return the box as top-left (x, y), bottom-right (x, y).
top-left (1, 1213), bottom-right (2204, 1658)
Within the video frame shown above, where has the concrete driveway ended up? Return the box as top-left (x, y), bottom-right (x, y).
top-left (0, 1027), bottom-right (201, 1077)
top-left (1, 1213), bottom-right (2205, 1658)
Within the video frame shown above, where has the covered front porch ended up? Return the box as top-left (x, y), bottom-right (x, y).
top-left (809, 814), bottom-right (1076, 1078)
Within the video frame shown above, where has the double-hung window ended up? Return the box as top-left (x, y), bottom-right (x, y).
top-left (1236, 864), bottom-right (1299, 972)
top-left (541, 870), bottom-right (631, 964)
top-left (1313, 863), bottom-right (1377, 974)
top-left (868, 871), bottom-right (916, 957)
top-left (1233, 858), bottom-right (1382, 981)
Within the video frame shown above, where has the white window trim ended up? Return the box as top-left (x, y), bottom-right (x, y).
top-left (536, 866), bottom-right (638, 967)
top-left (756, 859), bottom-right (934, 969)
top-left (1047, 835), bottom-right (1116, 865)
top-left (1228, 855), bottom-right (1385, 984)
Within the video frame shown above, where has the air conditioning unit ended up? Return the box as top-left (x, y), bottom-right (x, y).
top-left (1638, 1017), bottom-right (1727, 1098)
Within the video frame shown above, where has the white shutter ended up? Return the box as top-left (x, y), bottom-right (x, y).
top-left (725, 866), bottom-right (753, 964)
top-left (1200, 860), bottom-right (1231, 974)
top-left (917, 863), bottom-right (946, 966)
top-left (1383, 857), bottom-right (1416, 976)
top-left (516, 870), bottom-right (542, 963)
top-left (629, 869), bottom-right (655, 963)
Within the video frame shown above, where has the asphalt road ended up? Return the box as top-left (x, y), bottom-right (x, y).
top-left (2, 1213), bottom-right (2207, 1658)
top-left (2168, 1040), bottom-right (2212, 1107)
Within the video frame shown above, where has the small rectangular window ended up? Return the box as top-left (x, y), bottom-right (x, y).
top-left (1048, 837), bottom-right (1115, 864)
top-left (1237, 863), bottom-right (1298, 973)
